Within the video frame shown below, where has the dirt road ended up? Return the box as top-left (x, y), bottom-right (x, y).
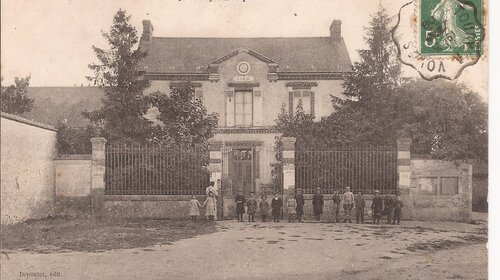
top-left (1, 221), bottom-right (487, 280)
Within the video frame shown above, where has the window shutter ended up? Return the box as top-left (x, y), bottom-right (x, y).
top-left (225, 89), bottom-right (235, 127)
top-left (288, 91), bottom-right (294, 116)
top-left (310, 91), bottom-right (316, 118)
top-left (253, 88), bottom-right (262, 126)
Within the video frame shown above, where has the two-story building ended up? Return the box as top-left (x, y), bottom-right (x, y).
top-left (137, 19), bottom-right (352, 195)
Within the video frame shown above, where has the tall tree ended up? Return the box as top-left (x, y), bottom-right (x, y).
top-left (322, 5), bottom-right (403, 146)
top-left (1, 75), bottom-right (34, 115)
top-left (84, 9), bottom-right (152, 144)
top-left (150, 82), bottom-right (218, 148)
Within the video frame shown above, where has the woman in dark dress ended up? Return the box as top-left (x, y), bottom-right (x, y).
top-left (235, 188), bottom-right (246, 222)
top-left (295, 188), bottom-right (305, 222)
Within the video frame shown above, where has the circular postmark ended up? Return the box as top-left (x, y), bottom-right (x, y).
top-left (392, 0), bottom-right (485, 80)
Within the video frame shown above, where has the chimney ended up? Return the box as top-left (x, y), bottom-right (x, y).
top-left (142, 20), bottom-right (154, 43)
top-left (330, 20), bottom-right (342, 42)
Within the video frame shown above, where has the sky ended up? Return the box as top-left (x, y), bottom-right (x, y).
top-left (0, 0), bottom-right (488, 100)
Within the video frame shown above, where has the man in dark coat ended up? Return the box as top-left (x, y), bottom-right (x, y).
top-left (332, 190), bottom-right (342, 223)
top-left (295, 188), bottom-right (305, 222)
top-left (312, 187), bottom-right (324, 221)
top-left (392, 196), bottom-right (404, 225)
top-left (271, 192), bottom-right (283, 222)
top-left (383, 193), bottom-right (394, 224)
top-left (354, 191), bottom-right (366, 224)
top-left (235, 189), bottom-right (246, 222)
top-left (371, 190), bottom-right (384, 224)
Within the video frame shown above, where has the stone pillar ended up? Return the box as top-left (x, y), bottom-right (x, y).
top-left (208, 140), bottom-right (223, 184)
top-left (397, 138), bottom-right (412, 219)
top-left (90, 137), bottom-right (107, 218)
top-left (282, 137), bottom-right (296, 196)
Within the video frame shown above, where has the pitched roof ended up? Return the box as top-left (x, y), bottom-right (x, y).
top-left (22, 87), bottom-right (103, 127)
top-left (138, 37), bottom-right (352, 73)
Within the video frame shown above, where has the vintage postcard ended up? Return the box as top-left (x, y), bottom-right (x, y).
top-left (1, 0), bottom-right (492, 279)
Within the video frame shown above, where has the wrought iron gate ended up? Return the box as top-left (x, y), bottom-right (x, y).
top-left (295, 146), bottom-right (397, 194)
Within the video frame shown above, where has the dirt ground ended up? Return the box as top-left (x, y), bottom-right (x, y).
top-left (1, 219), bottom-right (487, 280)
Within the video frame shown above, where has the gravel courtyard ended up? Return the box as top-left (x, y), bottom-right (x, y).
top-left (1, 220), bottom-right (487, 280)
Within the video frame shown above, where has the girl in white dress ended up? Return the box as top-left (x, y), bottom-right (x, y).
top-left (203, 191), bottom-right (217, 221)
top-left (189, 195), bottom-right (202, 222)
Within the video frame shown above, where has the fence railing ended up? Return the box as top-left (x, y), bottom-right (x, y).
top-left (105, 144), bottom-right (210, 195)
top-left (295, 147), bottom-right (398, 194)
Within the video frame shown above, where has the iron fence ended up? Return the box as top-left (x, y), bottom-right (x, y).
top-left (105, 144), bottom-right (210, 195)
top-left (295, 146), bottom-right (397, 194)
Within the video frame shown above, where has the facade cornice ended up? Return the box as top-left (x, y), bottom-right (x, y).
top-left (144, 71), bottom-right (350, 81)
top-left (215, 127), bottom-right (280, 134)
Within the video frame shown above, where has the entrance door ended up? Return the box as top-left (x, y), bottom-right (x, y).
top-left (229, 149), bottom-right (254, 195)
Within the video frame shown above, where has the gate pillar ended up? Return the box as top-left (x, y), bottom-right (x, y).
top-left (208, 140), bottom-right (223, 189)
top-left (90, 137), bottom-right (107, 218)
top-left (282, 137), bottom-right (296, 196)
top-left (397, 138), bottom-right (412, 219)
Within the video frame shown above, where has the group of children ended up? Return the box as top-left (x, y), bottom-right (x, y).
top-left (189, 186), bottom-right (404, 225)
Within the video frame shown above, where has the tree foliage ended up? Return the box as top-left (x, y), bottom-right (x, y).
top-left (274, 5), bottom-right (487, 162)
top-left (150, 82), bottom-right (219, 148)
top-left (83, 9), bottom-right (152, 144)
top-left (1, 75), bottom-right (34, 115)
top-left (56, 122), bottom-right (99, 154)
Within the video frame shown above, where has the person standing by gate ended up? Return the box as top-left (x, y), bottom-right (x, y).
top-left (295, 188), bottom-right (305, 222)
top-left (371, 190), bottom-right (384, 224)
top-left (271, 192), bottom-right (283, 222)
top-left (354, 191), bottom-right (365, 224)
top-left (392, 195), bottom-right (404, 225)
top-left (189, 194), bottom-right (202, 222)
top-left (235, 188), bottom-right (246, 222)
top-left (203, 191), bottom-right (217, 221)
top-left (342, 187), bottom-right (354, 223)
top-left (206, 181), bottom-right (218, 220)
top-left (332, 190), bottom-right (342, 223)
top-left (383, 192), bottom-right (394, 224)
top-left (287, 193), bottom-right (297, 223)
top-left (312, 187), bottom-right (324, 221)
top-left (247, 192), bottom-right (257, 222)
top-left (259, 195), bottom-right (269, 222)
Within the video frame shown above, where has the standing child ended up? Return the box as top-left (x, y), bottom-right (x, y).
top-left (247, 192), bottom-right (257, 222)
top-left (189, 195), bottom-right (202, 222)
top-left (383, 192), bottom-right (394, 224)
top-left (312, 187), bottom-right (324, 221)
top-left (271, 192), bottom-right (283, 222)
top-left (259, 195), bottom-right (269, 222)
top-left (354, 191), bottom-right (365, 224)
top-left (235, 188), bottom-right (246, 222)
top-left (342, 186), bottom-right (354, 223)
top-left (392, 196), bottom-right (404, 225)
top-left (295, 188), bottom-right (305, 222)
top-left (287, 193), bottom-right (297, 223)
top-left (332, 190), bottom-right (342, 223)
top-left (203, 191), bottom-right (217, 221)
top-left (371, 190), bottom-right (383, 224)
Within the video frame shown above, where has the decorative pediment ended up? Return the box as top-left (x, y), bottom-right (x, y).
top-left (209, 48), bottom-right (278, 65)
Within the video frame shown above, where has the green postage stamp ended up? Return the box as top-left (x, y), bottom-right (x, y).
top-left (420, 0), bottom-right (483, 55)
top-left (393, 0), bottom-right (486, 80)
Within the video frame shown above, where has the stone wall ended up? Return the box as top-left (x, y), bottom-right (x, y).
top-left (103, 195), bottom-right (208, 219)
top-left (1, 113), bottom-right (58, 224)
top-left (53, 155), bottom-right (92, 217)
top-left (407, 159), bottom-right (472, 222)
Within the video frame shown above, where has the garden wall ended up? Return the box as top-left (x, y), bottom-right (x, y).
top-left (406, 159), bottom-right (472, 222)
top-left (53, 155), bottom-right (92, 216)
top-left (1, 113), bottom-right (58, 224)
